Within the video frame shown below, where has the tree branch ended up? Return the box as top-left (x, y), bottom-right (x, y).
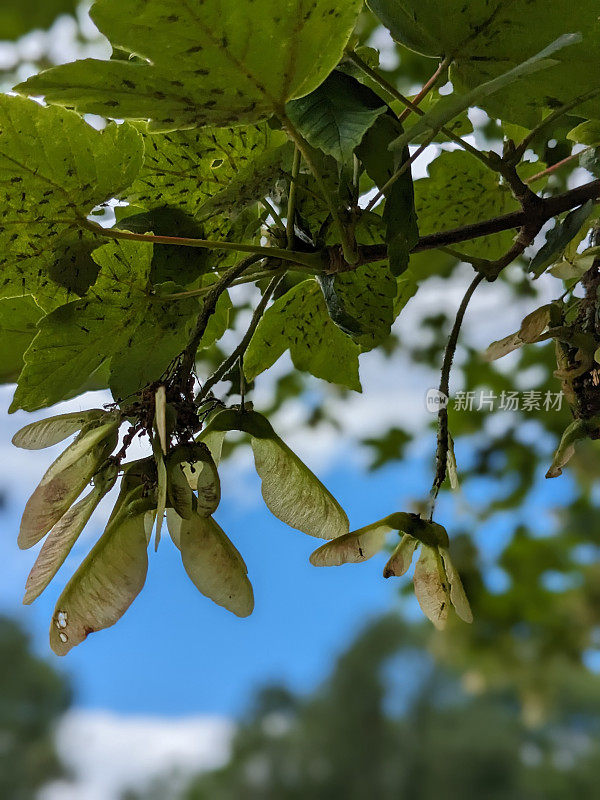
top-left (358, 179), bottom-right (600, 267)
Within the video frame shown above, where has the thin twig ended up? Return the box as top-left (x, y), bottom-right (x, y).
top-left (261, 197), bottom-right (285, 229)
top-left (398, 55), bottom-right (451, 123)
top-left (526, 148), bottom-right (593, 184)
top-left (347, 50), bottom-right (493, 170)
top-left (287, 147), bottom-right (301, 250)
top-left (179, 255), bottom-right (263, 378)
top-left (430, 273), bottom-right (484, 517)
top-left (83, 218), bottom-right (323, 271)
top-left (280, 113), bottom-right (359, 265)
top-left (512, 89), bottom-right (600, 161)
top-left (196, 274), bottom-right (284, 404)
top-left (365, 136), bottom-right (433, 213)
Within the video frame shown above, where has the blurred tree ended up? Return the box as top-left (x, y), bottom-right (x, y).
top-left (129, 615), bottom-right (600, 800)
top-left (0, 616), bottom-right (71, 800)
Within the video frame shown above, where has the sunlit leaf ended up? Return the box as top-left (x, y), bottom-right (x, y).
top-left (17, 0), bottom-right (363, 130)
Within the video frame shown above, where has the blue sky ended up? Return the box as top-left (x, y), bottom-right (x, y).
top-left (1, 421), bottom-right (431, 716)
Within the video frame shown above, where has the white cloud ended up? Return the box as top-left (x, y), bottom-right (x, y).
top-left (40, 710), bottom-right (233, 800)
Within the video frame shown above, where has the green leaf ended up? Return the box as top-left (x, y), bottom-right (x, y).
top-left (318, 262), bottom-right (397, 351)
top-left (310, 518), bottom-right (394, 566)
top-left (204, 410), bottom-right (349, 540)
top-left (355, 114), bottom-right (418, 276)
top-left (17, 0), bottom-right (363, 130)
top-left (11, 239), bottom-right (200, 411)
top-left (0, 0), bottom-right (78, 41)
top-left (382, 534), bottom-right (418, 578)
top-left (580, 148), bottom-right (600, 179)
top-left (179, 512), bottom-right (254, 618)
top-left (0, 297), bottom-right (42, 384)
top-left (530, 202), bottom-right (594, 277)
top-left (18, 418), bottom-right (119, 549)
top-left (23, 462), bottom-right (119, 605)
top-left (124, 124), bottom-right (288, 223)
top-left (567, 121), bottom-right (600, 146)
top-left (0, 95), bottom-right (143, 302)
top-left (368, 1), bottom-right (600, 126)
top-left (115, 207), bottom-right (213, 286)
top-left (12, 409), bottom-right (110, 450)
top-left (414, 151), bottom-right (517, 260)
top-left (286, 70), bottom-right (387, 163)
top-left (244, 279), bottom-right (361, 391)
top-left (390, 35), bottom-right (578, 153)
top-left (49, 495), bottom-right (153, 655)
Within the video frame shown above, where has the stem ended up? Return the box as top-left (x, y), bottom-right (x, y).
top-left (280, 113), bottom-right (359, 265)
top-left (261, 197), bottom-right (285, 229)
top-left (83, 218), bottom-right (324, 271)
top-left (398, 56), bottom-right (451, 123)
top-left (347, 50), bottom-right (493, 170)
top-left (287, 147), bottom-right (301, 250)
top-left (365, 137), bottom-right (432, 213)
top-left (179, 256), bottom-right (262, 378)
top-left (430, 274), bottom-right (484, 516)
top-left (196, 274), bottom-right (284, 404)
top-left (526, 148), bottom-right (593, 185)
top-left (513, 89), bottom-right (600, 160)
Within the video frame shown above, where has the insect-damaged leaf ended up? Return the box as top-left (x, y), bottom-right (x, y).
top-left (204, 410), bottom-right (349, 540)
top-left (0, 296), bottom-right (43, 384)
top-left (318, 261), bottom-right (398, 351)
top-left (244, 279), bottom-right (361, 392)
top-left (179, 512), bottom-right (254, 618)
top-left (389, 36), bottom-right (578, 153)
top-left (0, 95), bottom-right (142, 303)
top-left (23, 462), bottom-right (119, 605)
top-left (17, 0), bottom-right (363, 130)
top-left (49, 495), bottom-right (153, 655)
top-left (11, 239), bottom-right (199, 411)
top-left (310, 518), bottom-right (394, 566)
top-left (368, 1), bottom-right (600, 127)
top-left (18, 418), bottom-right (119, 549)
top-left (12, 409), bottom-right (110, 450)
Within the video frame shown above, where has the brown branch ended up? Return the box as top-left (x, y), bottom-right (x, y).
top-left (358, 179), bottom-right (600, 267)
